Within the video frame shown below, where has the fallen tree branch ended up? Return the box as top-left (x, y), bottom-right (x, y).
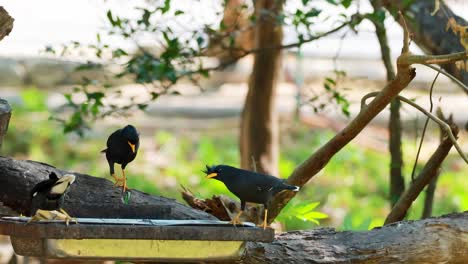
top-left (385, 123), bottom-right (458, 224)
top-left (241, 212), bottom-right (468, 263)
top-left (361, 92), bottom-right (467, 164)
top-left (0, 156), bottom-right (216, 220)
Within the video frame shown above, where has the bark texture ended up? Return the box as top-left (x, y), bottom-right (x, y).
top-left (370, 0), bottom-right (405, 207)
top-left (383, 0), bottom-right (468, 85)
top-left (0, 156), bottom-right (216, 220)
top-left (242, 212), bottom-right (468, 263)
top-left (0, 99), bottom-right (12, 151)
top-left (205, 0), bottom-right (254, 64)
top-left (240, 0), bottom-right (283, 175)
top-left (0, 7), bottom-right (14, 41)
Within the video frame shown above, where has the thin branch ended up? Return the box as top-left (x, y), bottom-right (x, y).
top-left (410, 68), bottom-right (441, 181)
top-left (423, 64), bottom-right (468, 95)
top-left (361, 93), bottom-right (467, 164)
top-left (403, 52), bottom-right (468, 65)
top-left (399, 11), bottom-right (410, 53)
top-left (384, 127), bottom-right (457, 225)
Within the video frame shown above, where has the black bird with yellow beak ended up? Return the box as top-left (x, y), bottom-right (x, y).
top-left (101, 124), bottom-right (139, 192)
top-left (30, 172), bottom-right (76, 224)
top-left (204, 164), bottom-right (299, 229)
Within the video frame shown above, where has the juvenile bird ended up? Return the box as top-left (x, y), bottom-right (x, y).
top-left (101, 124), bottom-right (139, 192)
top-left (204, 164), bottom-right (299, 229)
top-left (30, 172), bottom-right (76, 225)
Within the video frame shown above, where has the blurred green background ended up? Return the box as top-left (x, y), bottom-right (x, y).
top-left (4, 87), bottom-right (467, 231)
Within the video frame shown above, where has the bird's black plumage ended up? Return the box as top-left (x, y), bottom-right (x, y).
top-left (204, 164), bottom-right (299, 228)
top-left (30, 172), bottom-right (76, 216)
top-left (204, 165), bottom-right (299, 209)
top-left (101, 124), bottom-right (140, 191)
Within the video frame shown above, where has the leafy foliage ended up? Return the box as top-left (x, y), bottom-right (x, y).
top-left (45, 0), bottom-right (369, 135)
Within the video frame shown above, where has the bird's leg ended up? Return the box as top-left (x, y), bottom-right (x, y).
top-left (229, 210), bottom-right (244, 226)
top-left (121, 168), bottom-right (128, 192)
top-left (112, 173), bottom-right (124, 186)
top-left (59, 208), bottom-right (78, 225)
top-left (257, 208), bottom-right (269, 230)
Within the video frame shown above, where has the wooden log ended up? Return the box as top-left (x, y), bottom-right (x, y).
top-left (0, 156), bottom-right (216, 220)
top-left (242, 212), bottom-right (468, 263)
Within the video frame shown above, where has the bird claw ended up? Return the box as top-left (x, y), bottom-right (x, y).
top-left (28, 209), bottom-right (78, 226)
top-left (256, 222), bottom-right (269, 230)
top-left (229, 219), bottom-right (244, 227)
top-left (113, 177), bottom-right (128, 192)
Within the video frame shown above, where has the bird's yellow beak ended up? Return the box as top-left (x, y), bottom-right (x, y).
top-left (128, 141), bottom-right (136, 153)
top-left (206, 173), bottom-right (217, 179)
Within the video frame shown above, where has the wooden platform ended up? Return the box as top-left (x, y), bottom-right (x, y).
top-left (0, 217), bottom-right (274, 261)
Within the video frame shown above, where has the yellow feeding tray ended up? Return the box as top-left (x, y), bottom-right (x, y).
top-left (0, 217), bottom-right (274, 262)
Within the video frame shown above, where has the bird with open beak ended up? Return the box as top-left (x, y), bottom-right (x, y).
top-left (101, 124), bottom-right (140, 192)
top-left (30, 172), bottom-right (77, 225)
top-left (204, 164), bottom-right (299, 229)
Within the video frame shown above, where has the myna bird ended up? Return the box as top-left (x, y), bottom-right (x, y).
top-left (101, 124), bottom-right (139, 192)
top-left (204, 164), bottom-right (300, 229)
top-left (30, 172), bottom-right (76, 225)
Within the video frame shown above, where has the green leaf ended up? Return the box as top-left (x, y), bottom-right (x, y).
top-left (174, 10), bottom-right (184, 16)
top-left (341, 0), bottom-right (352, 8)
top-left (304, 211), bottom-right (328, 219)
top-left (295, 202), bottom-right (320, 214)
top-left (325, 77), bottom-right (336, 85)
top-left (138, 104), bottom-right (148, 110)
top-left (160, 0), bottom-right (171, 14)
top-left (325, 0), bottom-right (338, 5)
top-left (106, 10), bottom-right (115, 26)
top-left (305, 8), bottom-right (321, 18)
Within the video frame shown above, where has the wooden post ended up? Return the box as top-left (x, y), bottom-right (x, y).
top-left (0, 99), bottom-right (11, 151)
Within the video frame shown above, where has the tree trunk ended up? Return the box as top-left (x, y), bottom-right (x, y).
top-left (1, 157), bottom-right (467, 263)
top-left (370, 0), bottom-right (405, 207)
top-left (0, 7), bottom-right (14, 41)
top-left (0, 156), bottom-right (216, 220)
top-left (240, 0), bottom-right (283, 175)
top-left (383, 0), bottom-right (468, 85)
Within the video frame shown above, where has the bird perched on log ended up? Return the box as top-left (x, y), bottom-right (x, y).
top-left (30, 172), bottom-right (76, 225)
top-left (204, 164), bottom-right (300, 229)
top-left (101, 124), bottom-right (139, 192)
